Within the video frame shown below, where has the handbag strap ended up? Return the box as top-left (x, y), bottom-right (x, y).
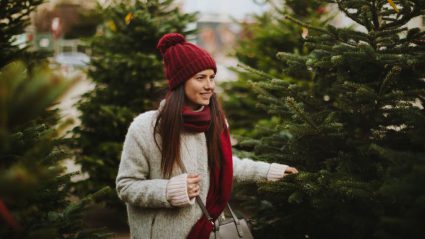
top-left (178, 161), bottom-right (245, 237)
top-left (178, 161), bottom-right (214, 225)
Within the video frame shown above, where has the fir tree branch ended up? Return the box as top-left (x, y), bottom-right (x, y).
top-left (286, 97), bottom-right (320, 131)
top-left (382, 46), bottom-right (425, 54)
top-left (335, 0), bottom-right (366, 27)
top-left (375, 27), bottom-right (409, 37)
top-left (380, 1), bottom-right (422, 29)
top-left (378, 65), bottom-right (402, 97)
top-left (237, 63), bottom-right (275, 80)
top-left (276, 52), bottom-right (308, 66)
top-left (284, 15), bottom-right (328, 34)
top-left (371, 0), bottom-right (381, 30)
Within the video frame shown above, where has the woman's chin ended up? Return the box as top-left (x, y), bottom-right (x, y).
top-left (201, 100), bottom-right (211, 106)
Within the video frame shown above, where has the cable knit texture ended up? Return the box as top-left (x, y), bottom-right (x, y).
top-left (166, 173), bottom-right (195, 206)
top-left (116, 107), bottom-right (288, 239)
top-left (267, 163), bottom-right (289, 181)
top-left (156, 33), bottom-right (217, 89)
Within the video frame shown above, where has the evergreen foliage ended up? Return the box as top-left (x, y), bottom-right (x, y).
top-left (72, 0), bottom-right (197, 209)
top-left (221, 0), bottom-right (327, 136)
top-left (0, 61), bottom-right (111, 239)
top-left (239, 1), bottom-right (425, 238)
top-left (0, 0), bottom-right (48, 67)
top-left (1, 1), bottom-right (111, 237)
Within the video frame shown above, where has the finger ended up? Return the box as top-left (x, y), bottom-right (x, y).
top-left (189, 184), bottom-right (200, 191)
top-left (290, 167), bottom-right (299, 173)
top-left (188, 192), bottom-right (199, 198)
top-left (187, 186), bottom-right (193, 196)
top-left (188, 188), bottom-right (200, 198)
top-left (188, 184), bottom-right (200, 194)
top-left (287, 167), bottom-right (298, 174)
top-left (187, 176), bottom-right (201, 184)
top-left (188, 191), bottom-right (194, 198)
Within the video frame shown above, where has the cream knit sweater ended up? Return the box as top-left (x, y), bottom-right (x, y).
top-left (116, 109), bottom-right (288, 239)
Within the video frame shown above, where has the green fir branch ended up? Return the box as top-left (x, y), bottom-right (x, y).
top-left (284, 14), bottom-right (328, 33)
top-left (285, 97), bottom-right (320, 131)
top-left (378, 65), bottom-right (402, 97)
top-left (237, 63), bottom-right (276, 80)
top-left (335, 0), bottom-right (367, 28)
top-left (380, 1), bottom-right (422, 29)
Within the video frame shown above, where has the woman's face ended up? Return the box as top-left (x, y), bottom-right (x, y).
top-left (184, 69), bottom-right (215, 110)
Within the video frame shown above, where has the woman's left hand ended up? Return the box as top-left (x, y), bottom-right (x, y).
top-left (284, 167), bottom-right (299, 176)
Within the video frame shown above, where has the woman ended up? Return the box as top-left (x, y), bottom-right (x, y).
top-left (116, 33), bottom-right (298, 239)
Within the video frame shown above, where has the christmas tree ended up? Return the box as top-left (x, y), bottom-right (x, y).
top-left (237, 0), bottom-right (425, 238)
top-left (1, 1), bottom-right (111, 237)
top-left (221, 0), bottom-right (328, 137)
top-left (72, 0), bottom-right (197, 209)
top-left (0, 0), bottom-right (48, 67)
top-left (0, 61), bottom-right (111, 238)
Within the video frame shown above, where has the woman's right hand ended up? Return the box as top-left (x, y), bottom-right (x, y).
top-left (187, 173), bottom-right (201, 199)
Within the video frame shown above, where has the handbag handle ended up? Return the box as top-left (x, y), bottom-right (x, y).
top-left (178, 162), bottom-right (240, 226)
top-left (178, 162), bottom-right (214, 225)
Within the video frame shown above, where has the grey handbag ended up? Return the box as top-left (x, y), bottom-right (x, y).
top-left (208, 203), bottom-right (254, 239)
top-left (179, 163), bottom-right (254, 239)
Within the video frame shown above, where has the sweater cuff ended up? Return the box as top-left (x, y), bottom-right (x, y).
top-left (166, 173), bottom-right (195, 207)
top-left (267, 163), bottom-right (288, 182)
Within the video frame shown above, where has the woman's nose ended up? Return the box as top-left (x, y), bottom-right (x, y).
top-left (204, 78), bottom-right (214, 89)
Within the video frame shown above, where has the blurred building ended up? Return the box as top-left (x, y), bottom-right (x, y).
top-left (29, 0), bottom-right (99, 55)
top-left (177, 0), bottom-right (271, 82)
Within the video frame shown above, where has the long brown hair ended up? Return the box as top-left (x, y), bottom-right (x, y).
top-left (154, 85), bottom-right (226, 178)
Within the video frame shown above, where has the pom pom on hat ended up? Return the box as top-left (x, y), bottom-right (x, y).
top-left (157, 33), bottom-right (186, 56)
top-left (157, 32), bottom-right (217, 89)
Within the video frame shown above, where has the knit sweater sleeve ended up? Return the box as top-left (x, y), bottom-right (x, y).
top-left (116, 119), bottom-right (172, 208)
top-left (232, 156), bottom-right (288, 183)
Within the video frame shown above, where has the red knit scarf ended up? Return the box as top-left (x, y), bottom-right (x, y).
top-left (182, 105), bottom-right (233, 239)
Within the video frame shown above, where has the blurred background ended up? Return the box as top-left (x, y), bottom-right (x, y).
top-left (21, 0), bottom-right (425, 123)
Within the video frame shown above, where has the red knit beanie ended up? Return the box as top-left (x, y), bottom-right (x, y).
top-left (157, 33), bottom-right (217, 89)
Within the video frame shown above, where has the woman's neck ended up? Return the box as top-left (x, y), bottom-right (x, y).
top-left (189, 105), bottom-right (204, 112)
top-left (185, 103), bottom-right (204, 112)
